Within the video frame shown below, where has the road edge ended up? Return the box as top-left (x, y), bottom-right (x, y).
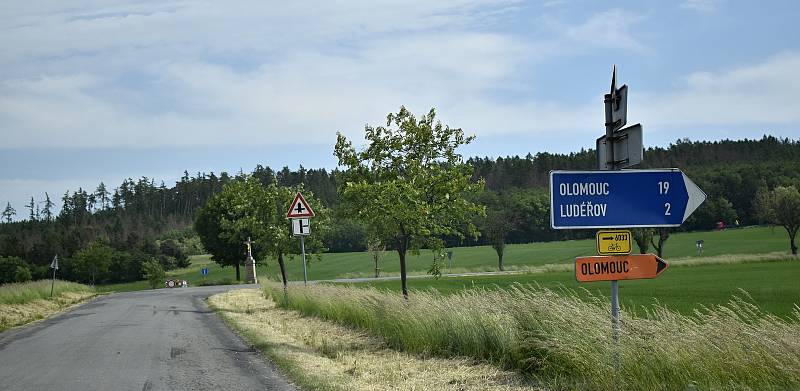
top-left (207, 290), bottom-right (337, 391)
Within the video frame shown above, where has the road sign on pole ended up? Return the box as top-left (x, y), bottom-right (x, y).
top-left (550, 169), bottom-right (706, 229)
top-left (604, 66), bottom-right (627, 132)
top-left (286, 193), bottom-right (314, 285)
top-left (575, 254), bottom-right (668, 282)
top-left (596, 230), bottom-right (632, 255)
top-left (596, 123), bottom-right (643, 170)
top-left (291, 218), bottom-right (310, 236)
top-left (286, 192), bottom-right (315, 218)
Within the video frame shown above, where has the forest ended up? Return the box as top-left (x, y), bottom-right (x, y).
top-left (1, 135), bottom-right (798, 284)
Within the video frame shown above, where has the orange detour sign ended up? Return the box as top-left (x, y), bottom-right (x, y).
top-left (575, 254), bottom-right (668, 282)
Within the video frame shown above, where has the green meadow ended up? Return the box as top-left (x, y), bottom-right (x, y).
top-left (346, 258), bottom-right (800, 317)
top-left (266, 225), bottom-right (792, 280)
top-left (101, 226), bottom-right (799, 317)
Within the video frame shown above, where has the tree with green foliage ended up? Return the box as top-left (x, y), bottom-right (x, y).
top-left (95, 182), bottom-right (110, 211)
top-left (0, 256), bottom-right (30, 283)
top-left (756, 185), bottom-right (800, 255)
top-left (141, 258), bottom-right (165, 289)
top-left (478, 192), bottom-right (521, 271)
top-left (195, 177), bottom-right (328, 286)
top-left (334, 106), bottom-right (484, 297)
top-left (366, 237), bottom-right (386, 278)
top-left (14, 265), bottom-right (32, 282)
top-left (651, 228), bottom-right (670, 258)
top-left (632, 229), bottom-right (653, 254)
top-left (27, 197), bottom-right (36, 222)
top-left (159, 239), bottom-right (190, 268)
top-left (72, 241), bottom-right (114, 285)
top-left (195, 180), bottom-right (255, 281)
top-left (42, 192), bottom-right (54, 222)
top-left (2, 202), bottom-right (15, 223)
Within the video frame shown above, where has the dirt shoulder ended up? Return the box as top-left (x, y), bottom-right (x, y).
top-left (208, 288), bottom-right (539, 391)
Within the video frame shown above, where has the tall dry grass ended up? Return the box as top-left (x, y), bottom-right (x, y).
top-left (0, 280), bottom-right (94, 305)
top-left (1, 280), bottom-right (96, 332)
top-left (265, 282), bottom-right (800, 390)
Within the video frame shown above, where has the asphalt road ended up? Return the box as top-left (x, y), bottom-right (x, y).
top-left (0, 285), bottom-right (297, 391)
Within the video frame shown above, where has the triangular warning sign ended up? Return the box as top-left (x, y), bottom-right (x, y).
top-left (286, 192), bottom-right (315, 218)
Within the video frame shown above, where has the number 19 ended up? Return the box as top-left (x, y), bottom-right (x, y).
top-left (658, 181), bottom-right (670, 194)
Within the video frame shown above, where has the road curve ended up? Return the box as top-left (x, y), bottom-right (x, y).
top-left (0, 285), bottom-right (297, 391)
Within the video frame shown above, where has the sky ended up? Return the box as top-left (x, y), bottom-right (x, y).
top-left (1, 0), bottom-right (799, 216)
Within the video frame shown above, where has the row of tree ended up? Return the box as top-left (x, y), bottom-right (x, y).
top-left (2, 114), bottom-right (799, 286)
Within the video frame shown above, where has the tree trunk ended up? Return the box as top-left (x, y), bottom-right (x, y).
top-left (374, 256), bottom-right (379, 278)
top-left (399, 248), bottom-right (408, 299)
top-left (494, 243), bottom-right (505, 271)
top-left (277, 252), bottom-right (289, 298)
top-left (650, 228), bottom-right (670, 258)
top-left (787, 226), bottom-right (798, 255)
top-left (235, 261), bottom-right (241, 281)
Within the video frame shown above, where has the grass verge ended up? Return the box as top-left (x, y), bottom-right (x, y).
top-left (208, 288), bottom-right (536, 391)
top-left (0, 280), bottom-right (97, 332)
top-left (265, 282), bottom-right (800, 390)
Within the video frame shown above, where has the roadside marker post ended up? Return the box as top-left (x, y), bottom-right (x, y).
top-left (286, 192), bottom-right (315, 285)
top-left (49, 255), bottom-right (59, 298)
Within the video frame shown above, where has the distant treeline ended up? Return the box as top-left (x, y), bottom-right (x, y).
top-left (1, 135), bottom-right (798, 284)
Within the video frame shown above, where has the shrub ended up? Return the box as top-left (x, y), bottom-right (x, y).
top-left (0, 256), bottom-right (30, 284)
top-left (14, 266), bottom-right (32, 282)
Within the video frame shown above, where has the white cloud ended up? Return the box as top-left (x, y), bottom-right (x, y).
top-left (555, 9), bottom-right (648, 53)
top-left (680, 0), bottom-right (722, 13)
top-left (637, 52), bottom-right (800, 129)
top-left (1, 2), bottom-right (796, 157)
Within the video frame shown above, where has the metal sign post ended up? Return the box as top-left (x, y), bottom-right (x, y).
top-left (604, 67), bottom-right (624, 344)
top-left (300, 236), bottom-right (307, 285)
top-left (287, 193), bottom-right (314, 286)
top-left (49, 255), bottom-right (59, 298)
top-left (548, 67), bottom-right (705, 384)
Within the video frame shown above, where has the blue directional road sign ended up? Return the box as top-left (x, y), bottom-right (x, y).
top-left (201, 268), bottom-right (209, 276)
top-left (550, 169), bottom-right (706, 229)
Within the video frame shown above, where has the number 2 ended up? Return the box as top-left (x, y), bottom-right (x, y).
top-left (664, 203), bottom-right (671, 216)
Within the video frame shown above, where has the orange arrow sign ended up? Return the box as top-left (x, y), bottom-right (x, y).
top-left (575, 254), bottom-right (668, 282)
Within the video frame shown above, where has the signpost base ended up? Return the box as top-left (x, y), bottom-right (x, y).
top-left (244, 255), bottom-right (258, 284)
top-left (301, 236), bottom-right (308, 285)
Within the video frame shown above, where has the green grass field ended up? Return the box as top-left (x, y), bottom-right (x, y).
top-left (259, 225), bottom-right (792, 281)
top-left (345, 258), bottom-right (800, 317)
top-left (100, 226), bottom-right (799, 317)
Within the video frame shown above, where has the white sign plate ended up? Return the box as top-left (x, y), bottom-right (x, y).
top-left (292, 218), bottom-right (311, 236)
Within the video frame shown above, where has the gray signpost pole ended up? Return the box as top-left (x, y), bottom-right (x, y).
top-left (604, 68), bottom-right (622, 343)
top-left (50, 264), bottom-right (57, 297)
top-left (301, 235), bottom-right (308, 286)
top-left (49, 255), bottom-right (58, 298)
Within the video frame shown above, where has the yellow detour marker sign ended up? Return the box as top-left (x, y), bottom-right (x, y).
top-left (575, 254), bottom-right (668, 282)
top-left (596, 230), bottom-right (632, 255)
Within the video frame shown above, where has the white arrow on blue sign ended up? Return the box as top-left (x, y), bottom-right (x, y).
top-left (550, 169), bottom-right (706, 229)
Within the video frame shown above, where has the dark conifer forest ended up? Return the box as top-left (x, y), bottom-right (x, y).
top-left (1, 135), bottom-right (798, 284)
